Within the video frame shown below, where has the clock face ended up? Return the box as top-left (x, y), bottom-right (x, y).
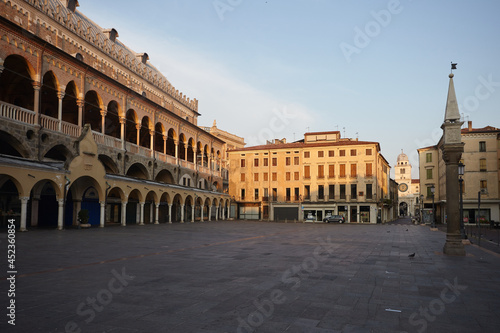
top-left (399, 183), bottom-right (408, 192)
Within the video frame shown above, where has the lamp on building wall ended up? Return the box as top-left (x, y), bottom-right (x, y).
top-left (431, 185), bottom-right (436, 228)
top-left (458, 162), bottom-right (465, 239)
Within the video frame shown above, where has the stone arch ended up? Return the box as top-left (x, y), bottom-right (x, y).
top-left (139, 116), bottom-right (152, 148)
top-left (98, 154), bottom-right (120, 174)
top-left (105, 100), bottom-right (120, 138)
top-left (126, 163), bottom-right (149, 180)
top-left (125, 109), bottom-right (138, 144)
top-left (0, 175), bottom-right (23, 227)
top-left (155, 169), bottom-right (175, 184)
top-left (0, 54), bottom-right (36, 110)
top-left (83, 90), bottom-right (103, 132)
top-left (125, 188), bottom-right (142, 225)
top-left (171, 193), bottom-right (184, 222)
top-left (62, 80), bottom-right (79, 125)
top-left (165, 128), bottom-right (177, 157)
top-left (30, 179), bottom-right (62, 228)
top-left (144, 190), bottom-right (158, 224)
top-left (106, 187), bottom-right (125, 225)
top-left (178, 133), bottom-right (187, 160)
top-left (0, 130), bottom-right (30, 158)
top-left (187, 137), bottom-right (195, 163)
top-left (154, 122), bottom-right (165, 153)
top-left (43, 144), bottom-right (73, 163)
top-left (180, 173), bottom-right (193, 187)
top-left (40, 70), bottom-right (59, 119)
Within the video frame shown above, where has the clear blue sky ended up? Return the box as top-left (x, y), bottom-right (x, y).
top-left (81, 0), bottom-right (500, 178)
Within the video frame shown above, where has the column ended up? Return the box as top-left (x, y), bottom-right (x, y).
top-left (100, 107), bottom-right (107, 134)
top-left (168, 204), bottom-right (172, 223)
top-left (150, 129), bottom-right (155, 157)
top-left (57, 198), bottom-right (64, 230)
top-left (208, 205), bottom-right (212, 221)
top-left (139, 202), bottom-right (145, 225)
top-left (77, 99), bottom-right (84, 128)
top-left (180, 204), bottom-right (185, 223)
top-left (57, 91), bottom-right (64, 131)
top-left (200, 205), bottom-right (204, 222)
top-left (163, 135), bottom-right (167, 155)
top-left (155, 203), bottom-right (159, 224)
top-left (201, 152), bottom-right (204, 169)
top-left (99, 201), bottom-right (105, 228)
top-left (215, 206), bottom-right (219, 221)
top-left (30, 196), bottom-right (39, 227)
top-left (149, 202), bottom-right (154, 223)
top-left (174, 140), bottom-right (179, 163)
top-left (119, 116), bottom-right (126, 150)
top-left (20, 197), bottom-right (29, 232)
top-left (191, 204), bottom-right (195, 223)
top-left (136, 123), bottom-right (141, 146)
top-left (32, 82), bottom-right (41, 117)
top-left (184, 145), bottom-right (188, 162)
top-left (121, 201), bottom-right (127, 226)
top-left (222, 206), bottom-right (225, 220)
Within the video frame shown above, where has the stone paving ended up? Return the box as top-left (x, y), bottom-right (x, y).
top-left (1, 219), bottom-right (500, 333)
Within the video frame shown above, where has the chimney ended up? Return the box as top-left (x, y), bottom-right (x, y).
top-left (103, 29), bottom-right (119, 42)
top-left (65, 0), bottom-right (79, 13)
top-left (468, 121), bottom-right (472, 131)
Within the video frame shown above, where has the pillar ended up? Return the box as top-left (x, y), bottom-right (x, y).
top-left (200, 204), bottom-right (204, 222)
top-left (208, 205), bottom-right (212, 221)
top-left (180, 204), bottom-right (185, 223)
top-left (57, 91), bottom-right (64, 131)
top-left (139, 202), bottom-right (145, 225)
top-left (119, 117), bottom-right (126, 150)
top-left (163, 135), bottom-right (167, 155)
top-left (32, 82), bottom-right (41, 116)
top-left (222, 206), bottom-right (225, 220)
top-left (184, 145), bottom-right (188, 161)
top-left (136, 123), bottom-right (141, 146)
top-left (121, 201), bottom-right (127, 226)
top-left (168, 203), bottom-right (172, 223)
top-left (150, 129), bottom-right (155, 157)
top-left (174, 140), bottom-right (179, 162)
top-left (57, 198), bottom-right (64, 230)
top-left (100, 108), bottom-right (107, 134)
top-left (99, 201), bottom-right (105, 228)
top-left (191, 204), bottom-right (195, 223)
top-left (30, 196), bottom-right (39, 227)
top-left (155, 203), bottom-right (159, 224)
top-left (149, 202), bottom-right (154, 223)
top-left (77, 99), bottom-right (84, 128)
top-left (20, 197), bottom-right (29, 232)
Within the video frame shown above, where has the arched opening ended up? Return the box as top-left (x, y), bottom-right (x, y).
top-left (154, 122), bottom-right (164, 153)
top-left (144, 191), bottom-right (157, 224)
top-left (0, 178), bottom-right (21, 229)
top-left (159, 192), bottom-right (170, 223)
top-left (172, 194), bottom-right (183, 222)
top-left (203, 145), bottom-right (209, 167)
top-left (0, 55), bottom-right (35, 110)
top-left (139, 116), bottom-right (151, 149)
top-left (126, 189), bottom-right (142, 225)
top-left (98, 155), bottom-right (119, 174)
top-left (83, 90), bottom-right (102, 132)
top-left (125, 109), bottom-right (138, 144)
top-left (155, 169), bottom-right (175, 184)
top-left (107, 187), bottom-right (124, 225)
top-left (34, 181), bottom-right (58, 228)
top-left (178, 134), bottom-right (186, 160)
top-left (40, 71), bottom-right (59, 119)
top-left (66, 176), bottom-right (102, 227)
top-left (0, 130), bottom-right (28, 158)
top-left (105, 100), bottom-right (120, 138)
top-left (166, 128), bottom-right (176, 157)
top-left (399, 202), bottom-right (408, 216)
top-left (44, 144), bottom-right (72, 162)
top-left (126, 163), bottom-right (149, 180)
top-left (62, 81), bottom-right (79, 125)
top-left (187, 138), bottom-right (195, 163)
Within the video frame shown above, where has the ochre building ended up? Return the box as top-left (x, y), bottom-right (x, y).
top-left (228, 131), bottom-right (393, 223)
top-left (0, 0), bottom-right (230, 230)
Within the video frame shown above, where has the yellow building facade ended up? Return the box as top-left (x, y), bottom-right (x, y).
top-left (228, 131), bottom-right (393, 223)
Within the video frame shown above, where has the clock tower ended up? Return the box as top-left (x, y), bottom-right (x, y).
top-left (395, 151), bottom-right (418, 216)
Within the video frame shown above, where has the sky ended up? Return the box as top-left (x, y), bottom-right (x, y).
top-left (79, 0), bottom-right (500, 178)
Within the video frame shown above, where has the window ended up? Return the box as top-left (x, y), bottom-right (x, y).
top-left (304, 165), bottom-right (311, 179)
top-left (294, 187), bottom-right (300, 201)
top-left (328, 165), bottom-right (335, 178)
top-left (351, 184), bottom-right (357, 199)
top-left (254, 173), bottom-right (259, 181)
top-left (318, 185), bottom-right (324, 200)
top-left (366, 184), bottom-right (373, 199)
top-left (286, 157), bottom-right (291, 166)
top-left (304, 151), bottom-right (310, 158)
top-left (340, 185), bottom-right (346, 199)
top-left (318, 151), bottom-right (324, 158)
top-left (351, 164), bottom-right (357, 177)
top-left (350, 149), bottom-right (357, 156)
top-left (294, 156), bottom-right (300, 165)
top-left (240, 159), bottom-right (246, 167)
top-left (272, 172), bottom-right (277, 181)
top-left (480, 180), bottom-right (487, 190)
top-left (329, 185), bottom-right (335, 200)
top-left (304, 185), bottom-right (310, 200)
top-left (339, 150), bottom-right (345, 157)
top-left (241, 173), bottom-right (245, 182)
top-left (272, 158), bottom-right (277, 166)
top-left (286, 188), bottom-right (291, 201)
top-left (366, 149), bottom-right (372, 156)
top-left (263, 158), bottom-right (268, 166)
top-left (339, 164), bottom-right (346, 177)
top-left (254, 158), bottom-right (259, 167)
top-left (427, 186), bottom-right (434, 197)
top-left (254, 188), bottom-right (259, 200)
top-left (401, 168), bottom-right (406, 174)
top-left (328, 150), bottom-right (334, 157)
top-left (480, 158), bottom-right (487, 172)
top-left (426, 153), bottom-right (432, 163)
top-left (286, 172), bottom-right (291, 181)
top-left (479, 141), bottom-right (486, 152)
top-left (294, 171), bottom-right (299, 180)
top-left (263, 172), bottom-right (268, 181)
top-left (318, 165), bottom-right (324, 178)
top-left (241, 189), bottom-right (245, 200)
top-left (426, 169), bottom-right (433, 179)
top-left (366, 163), bottom-right (372, 177)
top-left (272, 188), bottom-right (277, 201)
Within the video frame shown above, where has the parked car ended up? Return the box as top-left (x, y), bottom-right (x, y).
top-left (323, 215), bottom-right (345, 223)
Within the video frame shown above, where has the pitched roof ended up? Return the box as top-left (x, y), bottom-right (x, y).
top-left (229, 140), bottom-right (381, 152)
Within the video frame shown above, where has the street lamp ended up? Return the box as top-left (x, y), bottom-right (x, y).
top-left (431, 185), bottom-right (436, 228)
top-left (420, 194), bottom-right (424, 223)
top-left (458, 162), bottom-right (465, 239)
